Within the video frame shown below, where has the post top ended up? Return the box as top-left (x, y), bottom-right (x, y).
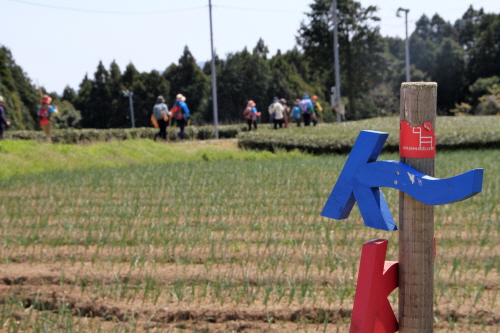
top-left (401, 82), bottom-right (437, 89)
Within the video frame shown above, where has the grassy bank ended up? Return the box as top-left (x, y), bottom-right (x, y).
top-left (0, 139), bottom-right (304, 179)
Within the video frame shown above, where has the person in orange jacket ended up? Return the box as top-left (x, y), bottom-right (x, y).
top-left (37, 95), bottom-right (58, 143)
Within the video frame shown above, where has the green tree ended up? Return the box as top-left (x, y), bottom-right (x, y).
top-left (468, 14), bottom-right (500, 83)
top-left (454, 6), bottom-right (484, 51)
top-left (0, 45), bottom-right (38, 130)
top-left (410, 15), bottom-right (436, 77)
top-left (215, 45), bottom-right (271, 122)
top-left (430, 14), bottom-right (457, 43)
top-left (62, 86), bottom-right (77, 105)
top-left (297, 0), bottom-right (385, 119)
top-left (51, 98), bottom-right (82, 129)
top-left (433, 38), bottom-right (466, 113)
top-left (476, 84), bottom-right (500, 115)
top-left (468, 76), bottom-right (500, 109)
top-left (455, 7), bottom-right (500, 88)
top-left (74, 74), bottom-right (92, 127)
top-left (163, 46), bottom-right (209, 121)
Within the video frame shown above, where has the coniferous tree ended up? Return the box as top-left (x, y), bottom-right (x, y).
top-left (0, 45), bottom-right (38, 130)
top-left (163, 46), bottom-right (210, 122)
top-left (297, 0), bottom-right (385, 119)
top-left (433, 38), bottom-right (466, 113)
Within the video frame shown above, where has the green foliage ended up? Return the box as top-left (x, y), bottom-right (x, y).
top-left (476, 84), bottom-right (500, 115)
top-left (469, 76), bottom-right (500, 109)
top-left (215, 45), bottom-right (272, 122)
top-left (297, 0), bottom-right (385, 120)
top-left (3, 124), bottom-right (246, 144)
top-left (51, 99), bottom-right (82, 129)
top-left (433, 38), bottom-right (466, 113)
top-left (450, 102), bottom-right (472, 116)
top-left (75, 61), bottom-right (170, 129)
top-left (164, 46), bottom-right (209, 120)
top-left (0, 45), bottom-right (38, 130)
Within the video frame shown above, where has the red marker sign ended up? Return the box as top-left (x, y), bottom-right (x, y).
top-left (399, 121), bottom-right (436, 158)
top-left (350, 239), bottom-right (398, 333)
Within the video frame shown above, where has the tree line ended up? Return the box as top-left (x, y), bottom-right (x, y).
top-left (1, 1), bottom-right (499, 131)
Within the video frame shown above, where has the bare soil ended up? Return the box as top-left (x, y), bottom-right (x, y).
top-left (0, 245), bottom-right (498, 332)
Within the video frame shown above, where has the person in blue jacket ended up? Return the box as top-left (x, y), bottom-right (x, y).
top-left (171, 94), bottom-right (190, 140)
top-left (299, 93), bottom-right (315, 127)
top-left (292, 99), bottom-right (301, 127)
top-left (243, 100), bottom-right (259, 131)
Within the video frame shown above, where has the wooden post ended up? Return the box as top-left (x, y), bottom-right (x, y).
top-left (399, 82), bottom-right (437, 332)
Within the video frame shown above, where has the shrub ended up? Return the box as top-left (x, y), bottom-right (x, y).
top-left (237, 116), bottom-right (500, 154)
top-left (3, 124), bottom-right (246, 144)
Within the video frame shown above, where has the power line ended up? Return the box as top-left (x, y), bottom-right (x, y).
top-left (6, 0), bottom-right (206, 15)
top-left (214, 5), bottom-right (303, 13)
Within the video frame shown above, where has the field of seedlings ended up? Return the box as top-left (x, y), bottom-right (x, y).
top-left (0, 138), bottom-right (498, 332)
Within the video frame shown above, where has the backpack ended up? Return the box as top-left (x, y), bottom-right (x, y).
top-left (171, 104), bottom-right (183, 120)
top-left (153, 104), bottom-right (169, 121)
top-left (243, 107), bottom-right (253, 120)
top-left (300, 100), bottom-right (311, 114)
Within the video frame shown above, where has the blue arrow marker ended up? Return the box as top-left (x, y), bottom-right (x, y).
top-left (321, 131), bottom-right (484, 231)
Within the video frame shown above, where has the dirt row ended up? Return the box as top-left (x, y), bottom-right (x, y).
top-left (0, 262), bottom-right (498, 332)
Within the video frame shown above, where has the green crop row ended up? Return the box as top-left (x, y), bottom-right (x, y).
top-left (3, 124), bottom-right (246, 144)
top-left (238, 116), bottom-right (500, 154)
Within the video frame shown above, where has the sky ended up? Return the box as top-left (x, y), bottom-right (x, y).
top-left (2, 0), bottom-right (499, 95)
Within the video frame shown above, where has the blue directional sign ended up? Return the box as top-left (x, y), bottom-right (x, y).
top-left (321, 131), bottom-right (484, 231)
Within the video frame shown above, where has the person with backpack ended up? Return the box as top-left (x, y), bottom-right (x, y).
top-left (280, 98), bottom-right (291, 128)
top-left (151, 95), bottom-right (170, 141)
top-left (171, 94), bottom-right (190, 140)
top-left (292, 99), bottom-right (302, 127)
top-left (311, 95), bottom-right (323, 126)
top-left (243, 100), bottom-right (260, 131)
top-left (299, 93), bottom-right (315, 127)
top-left (37, 95), bottom-right (58, 143)
top-left (268, 97), bottom-right (285, 129)
top-left (0, 96), bottom-right (11, 139)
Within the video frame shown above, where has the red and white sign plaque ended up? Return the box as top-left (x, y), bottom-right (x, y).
top-left (399, 120), bottom-right (436, 158)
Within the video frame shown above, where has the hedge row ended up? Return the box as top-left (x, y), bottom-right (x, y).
top-left (4, 116), bottom-right (499, 153)
top-left (237, 116), bottom-right (500, 154)
top-left (4, 125), bottom-right (246, 144)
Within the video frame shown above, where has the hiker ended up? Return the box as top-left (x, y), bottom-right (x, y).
top-left (151, 95), bottom-right (170, 141)
top-left (171, 94), bottom-right (190, 140)
top-left (269, 97), bottom-right (285, 129)
top-left (37, 95), bottom-right (58, 143)
top-left (0, 96), bottom-right (11, 139)
top-left (243, 100), bottom-right (259, 131)
top-left (311, 95), bottom-right (323, 126)
top-left (292, 99), bottom-right (302, 127)
top-left (280, 98), bottom-right (291, 128)
top-left (299, 93), bottom-right (315, 127)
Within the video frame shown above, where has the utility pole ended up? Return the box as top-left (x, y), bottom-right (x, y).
top-left (209, 0), bottom-right (219, 139)
top-left (397, 7), bottom-right (411, 82)
top-left (123, 90), bottom-right (135, 128)
top-left (332, 0), bottom-right (342, 122)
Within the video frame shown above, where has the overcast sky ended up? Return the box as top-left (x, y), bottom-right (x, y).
top-left (2, 0), bottom-right (499, 94)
